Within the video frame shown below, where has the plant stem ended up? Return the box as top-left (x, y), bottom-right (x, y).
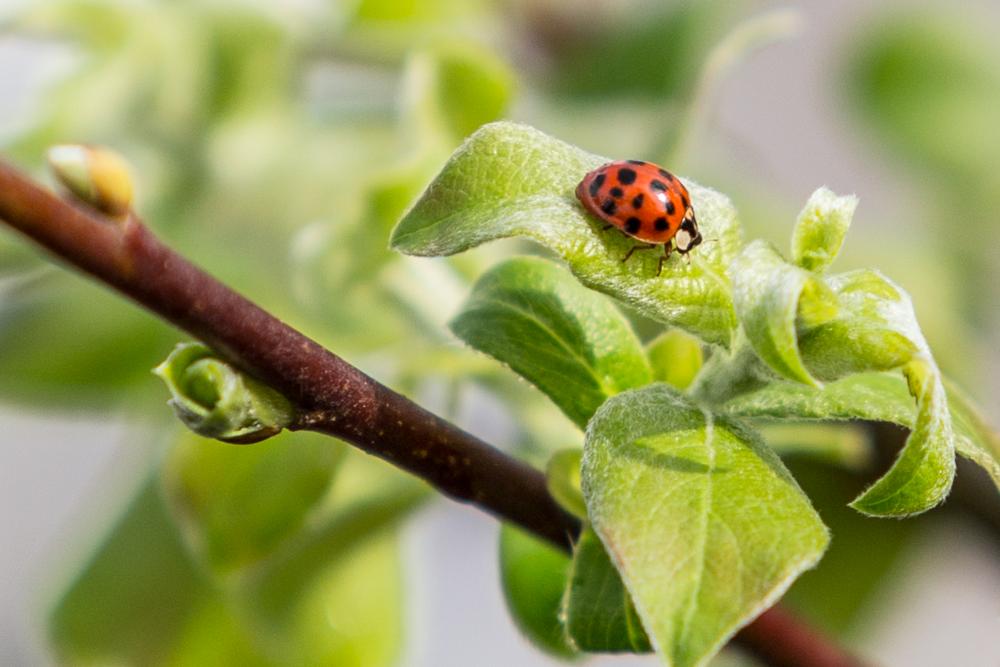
top-left (0, 160), bottom-right (866, 667)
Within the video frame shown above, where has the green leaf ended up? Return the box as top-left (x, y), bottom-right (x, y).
top-left (944, 378), bottom-right (1000, 490)
top-left (563, 527), bottom-right (651, 653)
top-left (498, 525), bottom-right (576, 657)
top-left (392, 122), bottom-right (742, 347)
top-left (546, 448), bottom-right (587, 519)
top-left (798, 270), bottom-right (919, 381)
top-left (790, 187), bottom-right (857, 273)
top-left (729, 240), bottom-right (836, 387)
top-left (849, 359), bottom-right (954, 514)
top-left (49, 476), bottom-right (209, 665)
top-left (646, 329), bottom-right (703, 390)
top-left (793, 269), bottom-right (956, 515)
top-left (0, 275), bottom-right (178, 408)
top-left (451, 256), bottom-right (651, 427)
top-left (162, 430), bottom-right (345, 574)
top-left (583, 384), bottom-right (829, 667)
top-left (281, 531), bottom-right (405, 667)
top-left (722, 371), bottom-right (997, 493)
top-left (154, 343), bottom-right (296, 444)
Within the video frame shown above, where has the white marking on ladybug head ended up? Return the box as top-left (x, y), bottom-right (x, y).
top-left (675, 228), bottom-right (693, 251)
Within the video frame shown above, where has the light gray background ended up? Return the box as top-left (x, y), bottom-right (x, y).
top-left (3, 1), bottom-right (1000, 665)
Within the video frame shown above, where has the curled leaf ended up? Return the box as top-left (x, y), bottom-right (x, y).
top-left (154, 342), bottom-right (295, 444)
top-left (729, 240), bottom-right (836, 387)
top-left (790, 187), bottom-right (857, 273)
top-left (392, 122), bottom-right (742, 347)
top-left (849, 359), bottom-right (955, 515)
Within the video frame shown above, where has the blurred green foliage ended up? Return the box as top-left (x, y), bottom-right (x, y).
top-left (2, 0), bottom-right (999, 664)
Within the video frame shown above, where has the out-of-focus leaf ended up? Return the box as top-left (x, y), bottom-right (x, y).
top-left (583, 384), bottom-right (828, 667)
top-left (283, 532), bottom-right (404, 667)
top-left (402, 43), bottom-right (515, 146)
top-left (847, 15), bottom-right (1000, 187)
top-left (563, 527), bottom-right (650, 653)
top-left (162, 430), bottom-right (345, 575)
top-left (781, 458), bottom-right (921, 635)
top-left (645, 328), bottom-right (703, 390)
top-left (546, 448), bottom-right (586, 519)
top-left (450, 256), bottom-right (651, 428)
top-left (730, 240), bottom-right (836, 387)
top-left (499, 525), bottom-right (576, 657)
top-left (790, 188), bottom-right (857, 274)
top-left (49, 477), bottom-right (209, 665)
top-left (0, 276), bottom-right (178, 408)
top-left (392, 122), bottom-right (742, 347)
top-left (242, 453), bottom-right (427, 627)
top-left (758, 423), bottom-right (870, 470)
top-left (545, 3), bottom-right (720, 101)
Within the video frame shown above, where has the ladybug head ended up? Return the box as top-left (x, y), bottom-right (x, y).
top-left (675, 209), bottom-right (702, 254)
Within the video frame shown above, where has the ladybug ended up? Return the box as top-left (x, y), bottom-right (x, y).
top-left (575, 159), bottom-right (701, 275)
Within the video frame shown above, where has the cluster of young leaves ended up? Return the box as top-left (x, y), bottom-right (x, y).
top-left (391, 121), bottom-right (1000, 666)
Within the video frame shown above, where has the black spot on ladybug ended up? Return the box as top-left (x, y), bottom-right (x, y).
top-left (618, 168), bottom-right (637, 185)
top-left (650, 179), bottom-right (668, 192)
top-left (658, 168), bottom-right (674, 181)
top-left (632, 193), bottom-right (644, 209)
top-left (627, 159), bottom-right (647, 165)
top-left (601, 199), bottom-right (617, 216)
top-left (588, 173), bottom-right (605, 197)
top-left (625, 217), bottom-right (642, 234)
top-left (610, 186), bottom-right (624, 198)
top-left (665, 199), bottom-right (675, 215)
top-left (681, 194), bottom-right (690, 208)
top-left (654, 217), bottom-right (669, 231)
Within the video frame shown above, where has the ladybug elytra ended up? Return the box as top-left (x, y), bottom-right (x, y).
top-left (575, 160), bottom-right (701, 275)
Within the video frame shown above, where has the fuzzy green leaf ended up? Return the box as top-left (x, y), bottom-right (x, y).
top-left (162, 430), bottom-right (344, 574)
top-left (944, 379), bottom-right (1000, 490)
top-left (794, 270), bottom-right (955, 515)
top-left (563, 527), bottom-right (651, 653)
top-left (646, 329), bottom-right (704, 390)
top-left (583, 384), bottom-right (829, 667)
top-left (392, 122), bottom-right (742, 347)
top-left (790, 187), bottom-right (857, 273)
top-left (730, 240), bottom-right (836, 387)
top-left (798, 270), bottom-right (918, 381)
top-left (450, 256), bottom-right (651, 428)
top-left (722, 372), bottom-right (999, 493)
top-left (498, 525), bottom-right (576, 657)
top-left (850, 359), bottom-right (954, 515)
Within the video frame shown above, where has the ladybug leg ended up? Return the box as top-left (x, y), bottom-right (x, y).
top-left (622, 243), bottom-right (657, 263)
top-left (601, 223), bottom-right (614, 231)
top-left (657, 244), bottom-right (673, 276)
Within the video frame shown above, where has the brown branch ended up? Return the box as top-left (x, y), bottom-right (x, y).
top-left (0, 160), bottom-right (866, 667)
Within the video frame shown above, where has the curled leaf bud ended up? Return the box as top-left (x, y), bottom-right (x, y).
top-left (154, 343), bottom-right (295, 444)
top-left (47, 144), bottom-right (134, 219)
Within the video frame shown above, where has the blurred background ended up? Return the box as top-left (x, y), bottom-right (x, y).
top-left (1, 0), bottom-right (998, 665)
